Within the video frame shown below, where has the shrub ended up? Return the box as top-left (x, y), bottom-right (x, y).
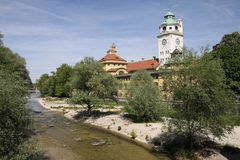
top-left (130, 130), bottom-right (137, 139)
top-left (126, 70), bottom-right (165, 122)
top-left (118, 126), bottom-right (122, 131)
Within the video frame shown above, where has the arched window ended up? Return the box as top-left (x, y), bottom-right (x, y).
top-left (119, 71), bottom-right (124, 75)
top-left (163, 26), bottom-right (166, 31)
top-left (175, 26), bottom-right (178, 30)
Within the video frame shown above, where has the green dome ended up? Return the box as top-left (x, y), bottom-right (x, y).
top-left (164, 11), bottom-right (175, 18)
top-left (163, 11), bottom-right (176, 24)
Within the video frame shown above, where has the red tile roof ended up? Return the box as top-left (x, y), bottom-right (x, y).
top-left (127, 59), bottom-right (159, 72)
top-left (99, 54), bottom-right (127, 62)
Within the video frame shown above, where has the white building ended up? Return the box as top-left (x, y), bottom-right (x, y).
top-left (157, 11), bottom-right (184, 65)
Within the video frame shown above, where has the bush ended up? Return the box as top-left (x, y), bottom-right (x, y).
top-left (118, 126), bottom-right (122, 131)
top-left (126, 70), bottom-right (165, 122)
top-left (130, 130), bottom-right (137, 139)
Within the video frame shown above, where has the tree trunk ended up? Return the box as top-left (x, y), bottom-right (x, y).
top-left (87, 104), bottom-right (92, 115)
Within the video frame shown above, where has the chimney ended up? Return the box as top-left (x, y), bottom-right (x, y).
top-left (153, 56), bottom-right (159, 62)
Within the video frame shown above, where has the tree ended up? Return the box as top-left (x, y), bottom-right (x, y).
top-left (0, 33), bottom-right (38, 159)
top-left (163, 53), bottom-right (234, 149)
top-left (0, 70), bottom-right (32, 159)
top-left (36, 73), bottom-right (50, 96)
top-left (55, 64), bottom-right (73, 97)
top-left (126, 70), bottom-right (165, 122)
top-left (0, 35), bottom-right (32, 87)
top-left (70, 57), bottom-right (118, 113)
top-left (36, 64), bottom-right (73, 97)
top-left (211, 32), bottom-right (240, 94)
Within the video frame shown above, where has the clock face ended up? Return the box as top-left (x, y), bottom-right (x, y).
top-left (162, 39), bottom-right (167, 45)
top-left (176, 38), bottom-right (180, 45)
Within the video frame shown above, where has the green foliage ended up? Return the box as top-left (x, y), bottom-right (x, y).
top-left (211, 32), bottom-right (240, 94)
top-left (70, 90), bottom-right (101, 112)
top-left (130, 130), bottom-right (137, 139)
top-left (0, 35), bottom-right (32, 87)
top-left (70, 57), bottom-right (118, 113)
top-left (36, 73), bottom-right (49, 96)
top-left (55, 64), bottom-right (73, 97)
top-left (0, 33), bottom-right (37, 159)
top-left (0, 71), bottom-right (33, 159)
top-left (36, 64), bottom-right (73, 97)
top-left (2, 138), bottom-right (44, 160)
top-left (163, 53), bottom-right (235, 149)
top-left (126, 70), bottom-right (165, 122)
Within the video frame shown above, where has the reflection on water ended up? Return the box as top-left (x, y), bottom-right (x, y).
top-left (27, 93), bottom-right (168, 160)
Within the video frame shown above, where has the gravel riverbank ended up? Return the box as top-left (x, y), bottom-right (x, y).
top-left (38, 98), bottom-right (240, 149)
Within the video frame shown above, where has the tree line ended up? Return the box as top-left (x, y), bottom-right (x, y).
top-left (0, 34), bottom-right (40, 159)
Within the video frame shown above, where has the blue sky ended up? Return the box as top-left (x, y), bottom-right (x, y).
top-left (0, 0), bottom-right (239, 82)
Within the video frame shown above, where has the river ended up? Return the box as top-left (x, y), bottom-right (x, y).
top-left (26, 93), bottom-right (169, 160)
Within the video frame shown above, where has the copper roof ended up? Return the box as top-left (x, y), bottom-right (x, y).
top-left (127, 59), bottom-right (159, 72)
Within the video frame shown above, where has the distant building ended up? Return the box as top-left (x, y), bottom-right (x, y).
top-left (157, 11), bottom-right (184, 65)
top-left (99, 11), bottom-right (183, 97)
top-left (99, 43), bottom-right (160, 76)
top-left (99, 43), bottom-right (128, 76)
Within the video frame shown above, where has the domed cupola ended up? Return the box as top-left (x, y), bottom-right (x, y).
top-left (163, 11), bottom-right (177, 24)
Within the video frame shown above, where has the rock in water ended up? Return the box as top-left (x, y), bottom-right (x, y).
top-left (91, 140), bottom-right (106, 146)
top-left (75, 138), bottom-right (82, 142)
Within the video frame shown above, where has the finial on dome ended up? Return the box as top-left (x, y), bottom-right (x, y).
top-left (107, 42), bottom-right (117, 54)
top-left (111, 42), bottom-right (116, 49)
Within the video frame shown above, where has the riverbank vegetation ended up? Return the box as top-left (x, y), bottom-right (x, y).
top-left (0, 34), bottom-right (41, 159)
top-left (158, 51), bottom-right (236, 158)
top-left (36, 32), bottom-right (240, 159)
top-left (70, 57), bottom-right (118, 113)
top-left (126, 70), bottom-right (166, 122)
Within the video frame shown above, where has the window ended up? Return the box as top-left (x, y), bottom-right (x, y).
top-left (119, 71), bottom-right (124, 75)
top-left (175, 26), bottom-right (178, 30)
top-left (163, 26), bottom-right (166, 31)
top-left (169, 27), bottom-right (172, 30)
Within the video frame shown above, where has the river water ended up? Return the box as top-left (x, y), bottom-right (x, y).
top-left (26, 93), bottom-right (169, 160)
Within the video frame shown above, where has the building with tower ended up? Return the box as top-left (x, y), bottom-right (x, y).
top-left (99, 11), bottom-right (183, 97)
top-left (99, 43), bottom-right (160, 76)
top-left (157, 11), bottom-right (183, 65)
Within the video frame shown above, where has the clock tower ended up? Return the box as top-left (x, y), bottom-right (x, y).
top-left (157, 11), bottom-right (183, 65)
